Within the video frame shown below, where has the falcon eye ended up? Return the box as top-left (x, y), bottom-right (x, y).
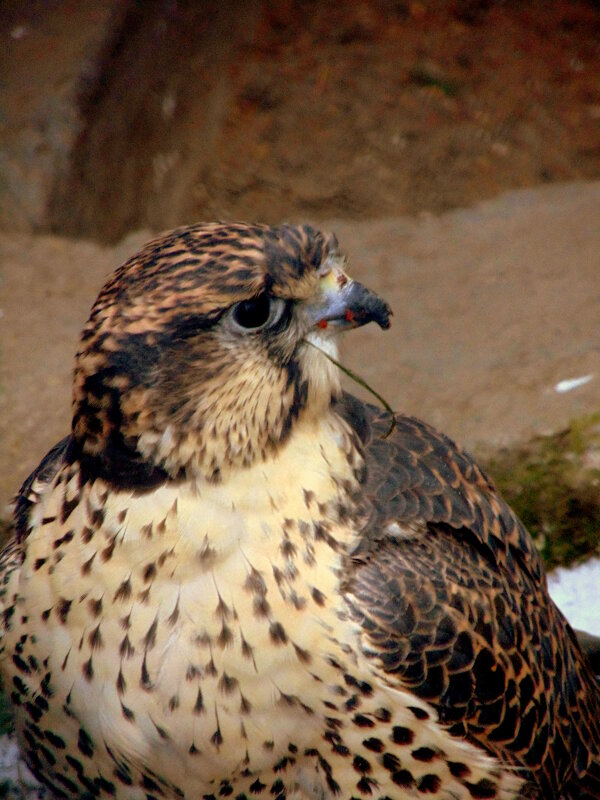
top-left (229, 294), bottom-right (286, 332)
top-left (233, 294), bottom-right (271, 328)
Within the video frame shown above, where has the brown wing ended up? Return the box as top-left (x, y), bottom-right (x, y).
top-left (337, 393), bottom-right (600, 798)
top-left (12, 435), bottom-right (71, 541)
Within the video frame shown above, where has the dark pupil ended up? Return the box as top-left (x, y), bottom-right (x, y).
top-left (233, 294), bottom-right (271, 329)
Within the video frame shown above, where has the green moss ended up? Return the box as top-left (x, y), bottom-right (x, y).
top-left (485, 412), bottom-right (600, 570)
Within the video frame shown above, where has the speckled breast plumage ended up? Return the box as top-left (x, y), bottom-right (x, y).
top-left (1, 414), bottom-right (517, 800)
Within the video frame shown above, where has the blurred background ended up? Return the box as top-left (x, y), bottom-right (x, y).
top-left (3, 1), bottom-right (600, 236)
top-left (1, 1), bottom-right (599, 590)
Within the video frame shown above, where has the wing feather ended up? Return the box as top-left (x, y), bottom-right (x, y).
top-left (337, 393), bottom-right (600, 796)
top-left (12, 435), bottom-right (71, 541)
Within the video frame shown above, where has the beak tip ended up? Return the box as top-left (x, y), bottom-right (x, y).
top-left (312, 280), bottom-right (392, 332)
top-left (372, 299), bottom-right (393, 330)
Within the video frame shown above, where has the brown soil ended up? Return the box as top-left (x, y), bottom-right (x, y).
top-left (5, 1), bottom-right (598, 240)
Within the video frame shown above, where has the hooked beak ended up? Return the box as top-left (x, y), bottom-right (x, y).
top-left (307, 268), bottom-right (392, 332)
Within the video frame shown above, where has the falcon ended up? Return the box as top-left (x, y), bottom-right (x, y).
top-left (1, 222), bottom-right (599, 800)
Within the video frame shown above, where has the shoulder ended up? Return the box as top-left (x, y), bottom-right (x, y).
top-left (335, 392), bottom-right (544, 584)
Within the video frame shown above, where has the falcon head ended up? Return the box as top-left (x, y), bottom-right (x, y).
top-left (72, 222), bottom-right (391, 484)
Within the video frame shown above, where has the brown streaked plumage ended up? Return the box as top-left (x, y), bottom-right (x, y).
top-left (1, 222), bottom-right (599, 800)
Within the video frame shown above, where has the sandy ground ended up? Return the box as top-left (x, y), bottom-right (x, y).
top-left (1, 179), bottom-right (599, 514)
